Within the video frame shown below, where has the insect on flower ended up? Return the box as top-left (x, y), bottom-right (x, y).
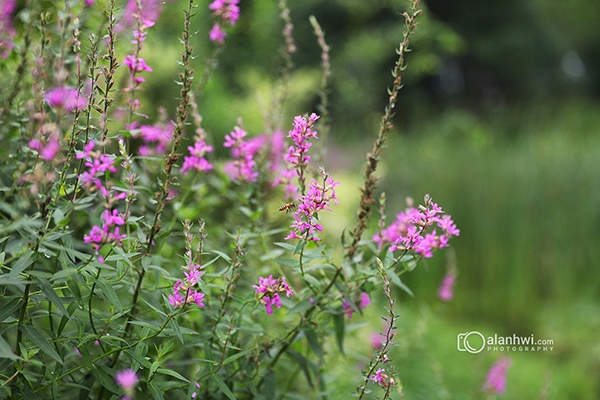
top-left (278, 202), bottom-right (297, 213)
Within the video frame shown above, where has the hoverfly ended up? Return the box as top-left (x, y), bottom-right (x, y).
top-left (278, 202), bottom-right (297, 213)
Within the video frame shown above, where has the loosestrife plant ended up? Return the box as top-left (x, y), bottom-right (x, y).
top-left (0, 0), bottom-right (465, 399)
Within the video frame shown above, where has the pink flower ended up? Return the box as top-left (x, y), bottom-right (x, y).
top-left (285, 170), bottom-right (339, 242)
top-left (191, 382), bottom-right (200, 398)
top-left (369, 368), bottom-right (394, 388)
top-left (45, 87), bottom-right (88, 112)
top-left (29, 135), bottom-right (61, 161)
top-left (124, 55), bottom-right (153, 74)
top-left (119, 0), bottom-right (170, 31)
top-left (437, 274), bottom-right (456, 302)
top-left (482, 358), bottom-right (511, 394)
top-left (76, 141), bottom-right (95, 159)
top-left (374, 195), bottom-right (459, 259)
top-left (181, 140), bottom-right (214, 175)
top-left (0, 0), bottom-right (16, 58)
top-left (253, 275), bottom-right (294, 315)
top-left (209, 23), bottom-right (226, 44)
top-left (137, 123), bottom-right (174, 156)
top-left (207, 0), bottom-right (239, 44)
top-left (209, 0), bottom-right (240, 25)
top-left (370, 333), bottom-right (383, 350)
top-left (359, 292), bottom-right (371, 309)
top-left (169, 264), bottom-right (206, 308)
top-left (116, 369), bottom-right (138, 397)
top-left (284, 113), bottom-right (319, 169)
top-left (342, 292), bottom-right (371, 320)
top-left (223, 126), bottom-right (262, 182)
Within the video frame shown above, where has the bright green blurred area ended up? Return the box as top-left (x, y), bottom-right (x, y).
top-left (116, 0), bottom-right (600, 397)
top-left (323, 101), bottom-right (600, 399)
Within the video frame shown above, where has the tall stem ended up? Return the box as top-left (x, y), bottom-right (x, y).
top-left (347, 1), bottom-right (422, 259)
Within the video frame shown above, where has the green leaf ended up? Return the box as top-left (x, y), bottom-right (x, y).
top-left (8, 250), bottom-right (35, 278)
top-left (288, 299), bottom-right (313, 315)
top-left (20, 324), bottom-right (63, 364)
top-left (303, 274), bottom-right (321, 288)
top-left (156, 368), bottom-right (189, 383)
top-left (89, 364), bottom-right (119, 394)
top-left (148, 382), bottom-right (165, 400)
top-left (209, 373), bottom-right (236, 400)
top-left (210, 250), bottom-right (231, 263)
top-left (0, 334), bottom-right (22, 360)
top-left (387, 268), bottom-right (414, 297)
top-left (0, 298), bottom-right (22, 322)
top-left (287, 350), bottom-right (313, 387)
top-left (67, 276), bottom-right (83, 303)
top-left (0, 275), bottom-right (28, 286)
top-left (222, 347), bottom-right (253, 366)
top-left (274, 258), bottom-right (298, 269)
top-left (303, 327), bottom-right (324, 361)
top-left (333, 313), bottom-right (346, 355)
top-left (51, 267), bottom-right (80, 282)
top-left (293, 240), bottom-right (307, 255)
top-left (95, 280), bottom-right (123, 312)
top-left (35, 277), bottom-right (70, 317)
top-left (304, 264), bottom-right (337, 272)
top-left (124, 348), bottom-right (152, 370)
top-left (169, 318), bottom-right (184, 344)
top-left (262, 369), bottom-right (277, 400)
top-left (273, 242), bottom-right (297, 252)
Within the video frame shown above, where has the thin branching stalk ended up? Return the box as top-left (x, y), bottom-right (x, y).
top-left (309, 15), bottom-right (331, 143)
top-left (269, 0), bottom-right (296, 132)
top-left (356, 258), bottom-right (403, 399)
top-left (125, 0), bottom-right (196, 333)
top-left (347, 1), bottom-right (422, 259)
top-left (99, 0), bottom-right (118, 143)
top-left (211, 235), bottom-right (244, 333)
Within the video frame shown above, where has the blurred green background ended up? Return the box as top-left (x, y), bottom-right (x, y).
top-left (120, 0), bottom-right (600, 397)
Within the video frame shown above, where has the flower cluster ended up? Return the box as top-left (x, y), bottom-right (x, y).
top-left (285, 170), bottom-right (339, 242)
top-left (373, 195), bottom-right (460, 258)
top-left (223, 126), bottom-right (263, 182)
top-left (369, 368), bottom-right (395, 388)
top-left (181, 139), bottom-right (214, 175)
top-left (482, 357), bottom-right (511, 394)
top-left (274, 114), bottom-right (321, 201)
top-left (208, 0), bottom-right (240, 44)
top-left (136, 122), bottom-right (174, 156)
top-left (83, 209), bottom-right (127, 262)
top-left (253, 275), bottom-right (294, 315)
top-left (28, 123), bottom-right (61, 162)
top-left (45, 87), bottom-right (88, 113)
top-left (77, 141), bottom-right (124, 201)
top-left (0, 0), bottom-right (16, 58)
top-left (342, 292), bottom-right (371, 320)
top-left (284, 113), bottom-right (319, 178)
top-left (77, 141), bottom-right (129, 262)
top-left (123, 54), bottom-right (153, 110)
top-left (168, 263), bottom-right (206, 308)
top-left (120, 0), bottom-right (170, 32)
